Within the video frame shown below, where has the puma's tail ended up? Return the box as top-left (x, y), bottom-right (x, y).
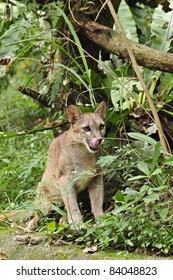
top-left (0, 210), bottom-right (33, 223)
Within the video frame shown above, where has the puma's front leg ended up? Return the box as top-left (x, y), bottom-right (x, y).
top-left (59, 176), bottom-right (83, 225)
top-left (88, 175), bottom-right (104, 220)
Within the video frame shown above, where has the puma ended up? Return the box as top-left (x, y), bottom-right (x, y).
top-left (0, 101), bottom-right (106, 230)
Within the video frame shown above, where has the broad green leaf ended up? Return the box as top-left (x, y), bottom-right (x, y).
top-left (112, 204), bottom-right (129, 215)
top-left (142, 5), bottom-right (173, 84)
top-left (124, 189), bottom-right (139, 196)
top-left (151, 168), bottom-right (162, 176)
top-left (151, 5), bottom-right (173, 52)
top-left (164, 156), bottom-right (173, 166)
top-left (116, 190), bottom-right (125, 202)
top-left (126, 239), bottom-right (134, 246)
top-left (118, 0), bottom-right (138, 42)
top-left (154, 243), bottom-right (163, 249)
top-left (130, 5), bottom-right (152, 44)
top-left (47, 221), bottom-right (56, 232)
top-left (137, 161), bottom-right (150, 176)
top-left (143, 193), bottom-right (160, 205)
top-left (128, 132), bottom-right (157, 146)
top-left (127, 175), bottom-right (147, 181)
top-left (111, 78), bottom-right (142, 111)
top-left (140, 185), bottom-right (151, 193)
top-left (152, 185), bottom-right (168, 191)
top-left (151, 142), bottom-right (161, 170)
top-left (161, 73), bottom-right (173, 96)
top-left (158, 208), bottom-right (168, 219)
top-left (1, 158), bottom-right (10, 164)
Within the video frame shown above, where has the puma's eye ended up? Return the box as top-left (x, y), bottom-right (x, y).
top-left (99, 124), bottom-right (105, 130)
top-left (83, 126), bottom-right (91, 132)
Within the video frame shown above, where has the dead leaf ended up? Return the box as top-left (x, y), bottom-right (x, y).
top-left (83, 245), bottom-right (98, 254)
top-left (0, 252), bottom-right (7, 260)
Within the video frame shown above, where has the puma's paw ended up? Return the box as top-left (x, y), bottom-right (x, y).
top-left (69, 219), bottom-right (85, 230)
top-left (70, 223), bottom-right (85, 230)
top-left (94, 211), bottom-right (104, 220)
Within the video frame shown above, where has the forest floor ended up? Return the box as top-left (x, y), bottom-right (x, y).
top-left (0, 230), bottom-right (172, 260)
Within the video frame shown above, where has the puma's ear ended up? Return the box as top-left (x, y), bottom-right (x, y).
top-left (67, 105), bottom-right (82, 124)
top-left (95, 101), bottom-right (106, 120)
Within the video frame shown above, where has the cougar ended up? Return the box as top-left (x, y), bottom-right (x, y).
top-left (0, 101), bottom-right (106, 230)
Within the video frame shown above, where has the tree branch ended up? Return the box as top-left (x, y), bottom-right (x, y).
top-left (18, 85), bottom-right (51, 108)
top-left (80, 21), bottom-right (173, 74)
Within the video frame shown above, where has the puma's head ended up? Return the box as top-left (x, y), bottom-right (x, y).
top-left (67, 101), bottom-right (106, 153)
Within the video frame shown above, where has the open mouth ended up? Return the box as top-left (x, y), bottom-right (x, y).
top-left (89, 145), bottom-right (99, 152)
top-left (86, 144), bottom-right (99, 153)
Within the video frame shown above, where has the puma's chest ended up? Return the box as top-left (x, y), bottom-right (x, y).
top-left (58, 152), bottom-right (100, 193)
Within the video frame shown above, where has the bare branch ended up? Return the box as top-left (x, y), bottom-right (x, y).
top-left (18, 85), bottom-right (51, 108)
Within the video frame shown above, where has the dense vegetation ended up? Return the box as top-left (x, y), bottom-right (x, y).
top-left (0, 0), bottom-right (173, 256)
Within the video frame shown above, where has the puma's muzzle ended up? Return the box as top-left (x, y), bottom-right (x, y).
top-left (85, 137), bottom-right (104, 153)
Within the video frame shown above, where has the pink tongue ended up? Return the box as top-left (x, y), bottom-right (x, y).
top-left (89, 138), bottom-right (100, 149)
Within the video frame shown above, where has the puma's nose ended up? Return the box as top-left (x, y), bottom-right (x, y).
top-left (89, 138), bottom-right (102, 149)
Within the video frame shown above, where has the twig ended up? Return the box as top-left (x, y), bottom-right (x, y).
top-left (107, 0), bottom-right (169, 152)
top-left (0, 120), bottom-right (68, 139)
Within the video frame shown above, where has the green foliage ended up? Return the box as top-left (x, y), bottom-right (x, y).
top-left (0, 86), bottom-right (47, 132)
top-left (1, 0), bottom-right (172, 113)
top-left (0, 0), bottom-right (64, 100)
top-left (130, 2), bottom-right (173, 96)
top-left (37, 132), bottom-right (172, 255)
top-left (0, 132), bottom-right (52, 209)
top-left (118, 0), bottom-right (138, 42)
top-left (73, 134), bottom-right (173, 255)
top-left (0, 0), bottom-right (173, 257)
top-left (0, 0), bottom-right (97, 106)
top-left (99, 0), bottom-right (173, 120)
top-left (111, 78), bottom-right (143, 111)
top-left (0, 83), bottom-right (52, 209)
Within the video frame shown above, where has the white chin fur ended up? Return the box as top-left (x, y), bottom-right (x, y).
top-left (84, 139), bottom-right (104, 153)
top-left (85, 143), bottom-right (98, 153)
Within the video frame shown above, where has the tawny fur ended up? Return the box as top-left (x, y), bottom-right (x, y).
top-left (0, 102), bottom-right (106, 230)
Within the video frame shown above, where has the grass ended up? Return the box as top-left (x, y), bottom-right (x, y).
top-left (0, 85), bottom-right (52, 210)
top-left (0, 86), bottom-right (47, 132)
top-left (0, 133), bottom-right (52, 208)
